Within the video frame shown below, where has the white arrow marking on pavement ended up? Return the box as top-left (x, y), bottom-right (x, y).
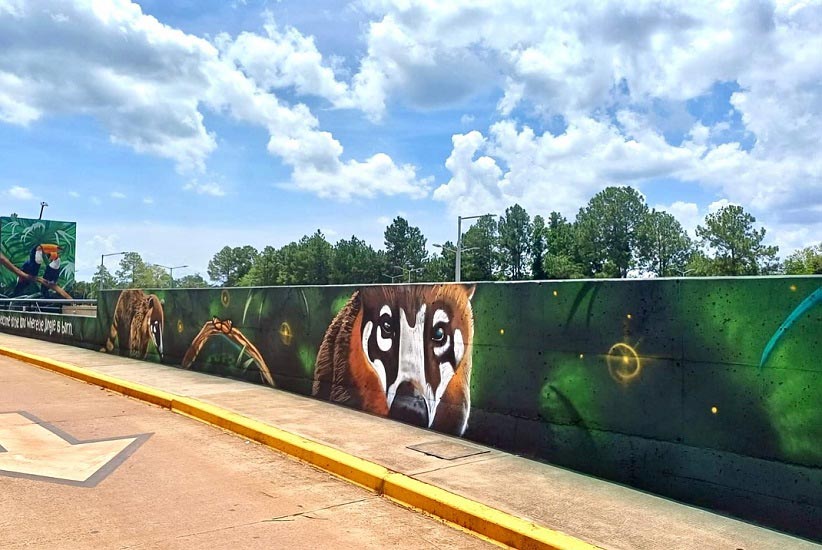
top-left (0, 412), bottom-right (144, 484)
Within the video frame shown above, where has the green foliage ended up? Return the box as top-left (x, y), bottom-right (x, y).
top-left (423, 241), bottom-right (455, 282)
top-left (239, 246), bottom-right (281, 286)
top-left (543, 254), bottom-right (586, 279)
top-left (575, 186), bottom-right (649, 277)
top-left (0, 216), bottom-right (76, 296)
top-left (696, 205), bottom-right (779, 275)
top-left (176, 273), bottom-right (210, 288)
top-left (115, 252), bottom-right (168, 288)
top-left (90, 264), bottom-right (117, 297)
top-left (684, 249), bottom-right (715, 276)
top-left (461, 215), bottom-right (498, 281)
top-left (384, 216), bottom-right (427, 272)
top-left (530, 214), bottom-right (547, 280)
top-left (497, 204), bottom-right (532, 280)
top-left (637, 209), bottom-right (693, 276)
top-left (207, 245), bottom-right (258, 286)
top-left (292, 231), bottom-right (333, 285)
top-left (70, 280), bottom-right (93, 299)
top-left (543, 212), bottom-right (585, 279)
top-left (783, 243), bottom-right (822, 275)
top-left (330, 236), bottom-right (386, 284)
top-left (192, 188), bottom-right (792, 284)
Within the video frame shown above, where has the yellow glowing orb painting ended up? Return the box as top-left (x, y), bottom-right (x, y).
top-left (606, 342), bottom-right (642, 384)
top-left (279, 322), bottom-right (293, 346)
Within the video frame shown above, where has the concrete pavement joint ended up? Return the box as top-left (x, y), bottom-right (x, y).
top-left (0, 344), bottom-right (601, 550)
top-left (409, 454), bottom-right (506, 477)
top-left (266, 497), bottom-right (372, 522)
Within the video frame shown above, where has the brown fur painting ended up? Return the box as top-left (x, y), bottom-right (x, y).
top-left (313, 284), bottom-right (475, 436)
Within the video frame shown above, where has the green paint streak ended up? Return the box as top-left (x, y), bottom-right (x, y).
top-left (298, 344), bottom-right (317, 377)
top-left (331, 294), bottom-right (350, 316)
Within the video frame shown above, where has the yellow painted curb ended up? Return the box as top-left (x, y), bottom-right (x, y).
top-left (0, 346), bottom-right (174, 408)
top-left (0, 345), bottom-right (599, 550)
top-left (383, 473), bottom-right (595, 550)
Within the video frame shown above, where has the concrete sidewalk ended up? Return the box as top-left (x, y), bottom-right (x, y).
top-left (0, 333), bottom-right (817, 550)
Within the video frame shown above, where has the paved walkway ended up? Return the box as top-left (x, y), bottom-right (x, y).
top-left (0, 356), bottom-right (491, 549)
top-left (1, 333), bottom-right (818, 550)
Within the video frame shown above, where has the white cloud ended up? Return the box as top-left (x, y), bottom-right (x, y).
top-left (183, 180), bottom-right (227, 197)
top-left (87, 234), bottom-right (121, 255)
top-left (68, 190), bottom-right (80, 198)
top-left (707, 198), bottom-right (735, 214)
top-left (6, 185), bottom-right (33, 199)
top-left (110, 191), bottom-right (126, 199)
top-left (434, 115), bottom-right (695, 218)
top-left (0, 0), bottom-right (428, 200)
top-left (653, 201), bottom-right (701, 237)
top-left (217, 15), bottom-right (350, 107)
top-left (357, 1), bottom-right (821, 250)
top-left (143, 197), bottom-right (154, 204)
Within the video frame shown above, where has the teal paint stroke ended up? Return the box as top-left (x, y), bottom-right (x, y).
top-left (759, 286), bottom-right (822, 367)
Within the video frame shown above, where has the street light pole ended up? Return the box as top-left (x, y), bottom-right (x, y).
top-left (99, 251), bottom-right (127, 294)
top-left (38, 202), bottom-right (48, 220)
top-left (154, 264), bottom-right (188, 288)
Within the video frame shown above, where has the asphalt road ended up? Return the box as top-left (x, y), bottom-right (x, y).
top-left (0, 356), bottom-right (491, 549)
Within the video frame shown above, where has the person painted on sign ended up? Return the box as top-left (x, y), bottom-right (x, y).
top-left (40, 245), bottom-right (62, 299)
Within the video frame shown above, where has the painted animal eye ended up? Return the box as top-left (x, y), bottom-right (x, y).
top-left (432, 325), bottom-right (446, 343)
top-left (379, 313), bottom-right (393, 337)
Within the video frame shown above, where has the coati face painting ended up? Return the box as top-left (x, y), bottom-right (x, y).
top-left (147, 295), bottom-right (164, 359)
top-left (357, 285), bottom-right (474, 432)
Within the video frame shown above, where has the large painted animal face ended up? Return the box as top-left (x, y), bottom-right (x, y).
top-left (358, 285), bottom-right (474, 430)
top-left (146, 295), bottom-right (164, 359)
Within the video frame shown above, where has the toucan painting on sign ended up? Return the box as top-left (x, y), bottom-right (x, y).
top-left (0, 216), bottom-right (76, 299)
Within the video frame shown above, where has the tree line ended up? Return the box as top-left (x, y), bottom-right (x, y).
top-left (75, 185), bottom-right (820, 296)
top-left (206, 186), bottom-right (819, 287)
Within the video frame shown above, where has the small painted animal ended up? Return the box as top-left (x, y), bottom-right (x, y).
top-left (313, 284), bottom-right (475, 436)
top-left (102, 289), bottom-right (164, 360)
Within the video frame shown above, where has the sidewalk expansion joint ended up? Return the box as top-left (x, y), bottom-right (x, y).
top-left (266, 497), bottom-right (372, 522)
top-left (408, 454), bottom-right (505, 477)
top-left (0, 344), bottom-right (601, 550)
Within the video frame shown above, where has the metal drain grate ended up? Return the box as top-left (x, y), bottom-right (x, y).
top-left (407, 440), bottom-right (490, 460)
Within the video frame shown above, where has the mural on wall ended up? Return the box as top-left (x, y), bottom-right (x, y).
top-left (313, 284), bottom-right (475, 435)
top-left (0, 216), bottom-right (76, 299)
top-left (4, 276), bottom-right (820, 537)
top-left (182, 316), bottom-right (274, 386)
top-left (102, 289), bottom-right (165, 360)
top-left (88, 278), bottom-right (821, 469)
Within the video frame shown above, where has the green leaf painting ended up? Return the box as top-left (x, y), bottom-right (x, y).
top-left (0, 216), bottom-right (77, 297)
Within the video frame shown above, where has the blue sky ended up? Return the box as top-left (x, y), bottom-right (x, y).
top-left (1, 0), bottom-right (820, 282)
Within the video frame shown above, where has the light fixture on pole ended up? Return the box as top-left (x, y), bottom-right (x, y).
top-left (38, 202), bottom-right (48, 220)
top-left (439, 214), bottom-right (494, 282)
top-left (392, 264), bottom-right (423, 283)
top-left (154, 264), bottom-right (188, 288)
top-left (99, 251), bottom-right (127, 294)
top-left (382, 273), bottom-right (403, 283)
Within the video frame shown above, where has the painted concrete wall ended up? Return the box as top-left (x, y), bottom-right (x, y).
top-left (2, 277), bottom-right (820, 539)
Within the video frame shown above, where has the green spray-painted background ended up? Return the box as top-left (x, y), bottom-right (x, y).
top-left (0, 216), bottom-right (76, 296)
top-left (95, 278), bottom-right (820, 468)
top-left (2, 277), bottom-right (819, 538)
